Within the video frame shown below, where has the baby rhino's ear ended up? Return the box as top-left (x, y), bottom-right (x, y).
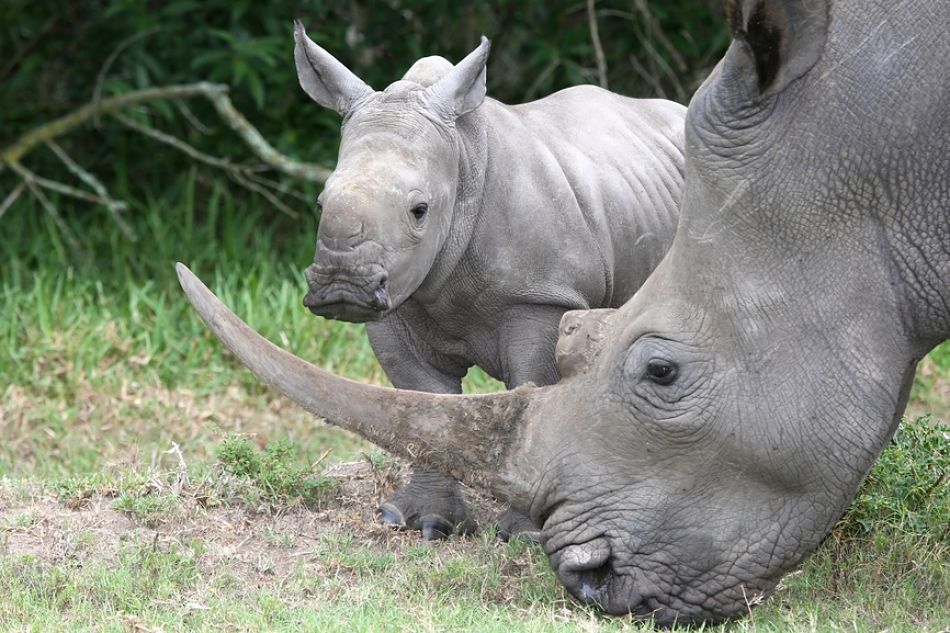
top-left (421, 37), bottom-right (491, 122)
top-left (293, 20), bottom-right (373, 116)
top-left (724, 0), bottom-right (829, 95)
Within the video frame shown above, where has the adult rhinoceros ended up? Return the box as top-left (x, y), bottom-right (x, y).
top-left (179, 0), bottom-right (949, 624)
top-left (291, 24), bottom-right (685, 538)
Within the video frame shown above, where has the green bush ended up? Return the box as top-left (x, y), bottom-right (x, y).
top-left (837, 415), bottom-right (949, 541)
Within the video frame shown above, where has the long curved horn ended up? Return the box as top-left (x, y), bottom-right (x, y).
top-left (176, 263), bottom-right (535, 500)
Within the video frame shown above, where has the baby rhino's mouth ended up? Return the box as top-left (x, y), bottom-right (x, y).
top-left (303, 265), bottom-right (391, 323)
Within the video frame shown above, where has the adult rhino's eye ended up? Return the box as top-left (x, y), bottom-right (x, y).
top-left (645, 357), bottom-right (678, 385)
top-left (410, 202), bottom-right (428, 223)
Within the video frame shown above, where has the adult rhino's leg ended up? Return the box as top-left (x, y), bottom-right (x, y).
top-left (365, 317), bottom-right (475, 540)
top-left (494, 306), bottom-right (566, 543)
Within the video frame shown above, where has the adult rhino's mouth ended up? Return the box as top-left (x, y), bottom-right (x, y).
top-left (545, 529), bottom-right (756, 625)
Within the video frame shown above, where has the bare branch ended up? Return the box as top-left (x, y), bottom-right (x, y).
top-left (9, 160), bottom-right (116, 206)
top-left (204, 89), bottom-right (331, 183)
top-left (525, 58), bottom-right (561, 101)
top-left (91, 27), bottom-right (163, 119)
top-left (0, 81), bottom-right (328, 245)
top-left (243, 172), bottom-right (312, 204)
top-left (174, 100), bottom-right (211, 135)
top-left (229, 171), bottom-right (300, 219)
top-left (586, 0), bottom-right (609, 89)
top-left (114, 113), bottom-right (301, 218)
top-left (632, 0), bottom-right (688, 72)
top-left (46, 140), bottom-right (136, 241)
top-left (1, 84), bottom-right (228, 165)
top-left (113, 112), bottom-right (238, 172)
top-left (0, 83), bottom-right (330, 183)
top-left (628, 54), bottom-right (667, 99)
top-left (0, 15), bottom-right (57, 82)
top-left (15, 164), bottom-right (80, 249)
top-left (0, 182), bottom-right (26, 220)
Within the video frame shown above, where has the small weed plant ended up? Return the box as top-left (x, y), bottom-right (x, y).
top-left (215, 434), bottom-right (340, 508)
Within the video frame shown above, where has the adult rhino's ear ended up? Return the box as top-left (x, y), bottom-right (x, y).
top-left (293, 20), bottom-right (373, 116)
top-left (722, 0), bottom-right (828, 95)
top-left (421, 37), bottom-right (490, 122)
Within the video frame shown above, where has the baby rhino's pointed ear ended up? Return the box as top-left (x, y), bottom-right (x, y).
top-left (724, 0), bottom-right (828, 95)
top-left (293, 20), bottom-right (373, 115)
top-left (421, 36), bottom-right (490, 122)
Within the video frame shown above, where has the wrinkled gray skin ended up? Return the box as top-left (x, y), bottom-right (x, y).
top-left (181, 1), bottom-right (949, 625)
top-left (292, 23), bottom-right (685, 538)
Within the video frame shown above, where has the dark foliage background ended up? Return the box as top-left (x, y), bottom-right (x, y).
top-left (1, 0), bottom-right (728, 233)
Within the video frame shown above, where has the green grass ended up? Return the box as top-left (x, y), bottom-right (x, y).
top-left (0, 184), bottom-right (947, 631)
top-left (0, 418), bottom-right (945, 632)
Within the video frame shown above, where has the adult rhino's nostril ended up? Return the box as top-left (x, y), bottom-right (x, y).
top-left (557, 540), bottom-right (613, 607)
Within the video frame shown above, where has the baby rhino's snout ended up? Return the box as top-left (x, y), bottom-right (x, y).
top-left (302, 240), bottom-right (391, 323)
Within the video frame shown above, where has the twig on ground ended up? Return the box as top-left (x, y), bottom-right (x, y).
top-left (311, 448), bottom-right (333, 472)
top-left (163, 442), bottom-right (189, 496)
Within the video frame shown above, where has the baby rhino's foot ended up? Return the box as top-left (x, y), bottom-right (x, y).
top-left (376, 469), bottom-right (476, 540)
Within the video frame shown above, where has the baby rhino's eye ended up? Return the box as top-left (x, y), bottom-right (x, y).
top-left (645, 358), bottom-right (678, 385)
top-left (409, 202), bottom-right (428, 222)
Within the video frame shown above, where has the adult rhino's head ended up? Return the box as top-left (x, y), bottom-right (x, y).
top-left (294, 22), bottom-right (490, 322)
top-left (182, 2), bottom-right (948, 625)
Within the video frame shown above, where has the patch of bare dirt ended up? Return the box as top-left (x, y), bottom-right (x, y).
top-left (0, 461), bottom-right (510, 596)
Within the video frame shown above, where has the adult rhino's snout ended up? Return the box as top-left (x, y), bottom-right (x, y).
top-left (552, 539), bottom-right (615, 609)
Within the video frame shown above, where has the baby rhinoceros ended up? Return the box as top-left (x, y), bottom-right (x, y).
top-left (294, 22), bottom-right (685, 539)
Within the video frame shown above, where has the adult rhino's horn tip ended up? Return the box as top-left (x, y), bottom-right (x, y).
top-left (175, 263), bottom-right (206, 308)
